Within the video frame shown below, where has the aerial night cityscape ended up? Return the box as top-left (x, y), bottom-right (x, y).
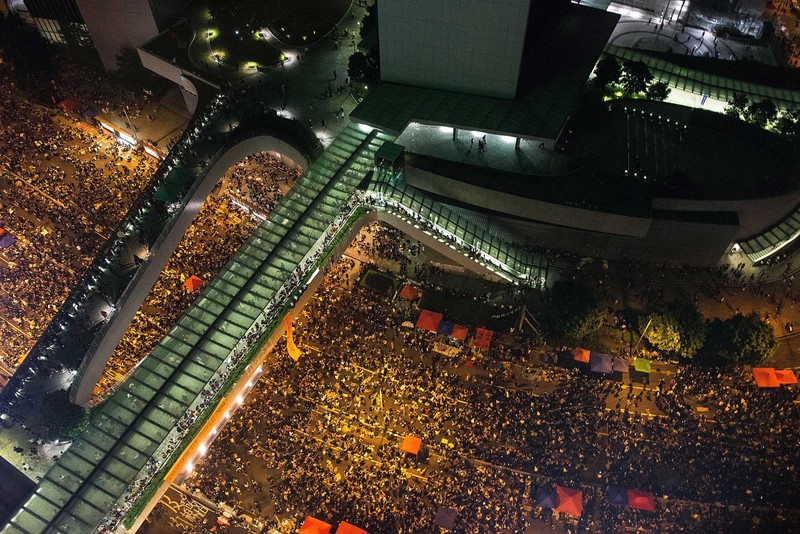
top-left (1, 0), bottom-right (800, 532)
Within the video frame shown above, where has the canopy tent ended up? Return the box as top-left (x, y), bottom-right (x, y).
top-left (572, 347), bottom-right (590, 364)
top-left (535, 486), bottom-right (557, 509)
top-left (437, 320), bottom-right (454, 336)
top-left (184, 275), bottom-right (204, 291)
top-left (401, 321), bottom-right (414, 329)
top-left (335, 522), bottom-right (367, 534)
top-left (0, 228), bottom-right (15, 249)
top-left (612, 358), bottom-right (630, 373)
top-left (608, 486), bottom-right (627, 506)
top-left (434, 507), bottom-right (458, 530)
top-left (416, 309), bottom-right (443, 333)
top-left (399, 284), bottom-right (419, 300)
top-left (299, 516), bottom-right (332, 534)
top-left (58, 97), bottom-right (79, 112)
top-left (555, 485), bottom-right (583, 516)
top-left (590, 352), bottom-right (613, 374)
top-left (450, 324), bottom-right (468, 341)
top-left (474, 327), bottom-right (494, 351)
top-left (633, 358), bottom-right (651, 373)
top-left (401, 435), bottom-right (422, 455)
top-left (775, 369), bottom-right (798, 385)
top-left (626, 489), bottom-right (655, 511)
top-left (752, 368), bottom-right (780, 388)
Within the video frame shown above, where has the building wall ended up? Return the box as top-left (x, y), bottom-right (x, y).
top-left (378, 0), bottom-right (531, 99)
top-left (75, 0), bottom-right (159, 69)
top-left (404, 165), bottom-right (654, 237)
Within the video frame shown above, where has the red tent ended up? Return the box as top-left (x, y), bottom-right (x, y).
top-left (450, 324), bottom-right (468, 341)
top-left (572, 347), bottom-right (590, 364)
top-left (752, 368), bottom-right (780, 388)
top-left (300, 516), bottom-right (332, 534)
top-left (401, 435), bottom-right (422, 455)
top-left (185, 275), bottom-right (204, 291)
top-left (416, 309), bottom-right (443, 332)
top-left (473, 327), bottom-right (494, 351)
top-left (775, 369), bottom-right (798, 385)
top-left (336, 522), bottom-right (367, 534)
top-left (399, 285), bottom-right (419, 300)
top-left (555, 485), bottom-right (582, 517)
top-left (626, 489), bottom-right (655, 511)
top-left (58, 97), bottom-right (79, 112)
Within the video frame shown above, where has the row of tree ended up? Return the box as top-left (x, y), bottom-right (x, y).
top-left (536, 280), bottom-right (776, 366)
top-left (725, 93), bottom-right (800, 137)
top-left (591, 57), bottom-right (671, 102)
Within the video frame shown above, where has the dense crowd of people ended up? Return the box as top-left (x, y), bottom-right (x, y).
top-left (170, 234), bottom-right (800, 533)
top-left (96, 154), bottom-right (300, 396)
top-left (0, 60), bottom-right (158, 371)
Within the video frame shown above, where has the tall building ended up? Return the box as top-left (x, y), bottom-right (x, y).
top-left (378, 0), bottom-right (533, 99)
top-left (13, 0), bottom-right (190, 70)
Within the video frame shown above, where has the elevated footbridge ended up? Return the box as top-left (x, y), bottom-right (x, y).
top-left (3, 121), bottom-right (548, 534)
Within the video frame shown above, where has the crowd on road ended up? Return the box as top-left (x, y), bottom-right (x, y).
top-left (0, 60), bottom-right (158, 371)
top-left (167, 231), bottom-right (800, 533)
top-left (96, 154), bottom-right (300, 397)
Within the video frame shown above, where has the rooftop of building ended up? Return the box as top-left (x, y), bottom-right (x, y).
top-left (351, 3), bottom-right (620, 141)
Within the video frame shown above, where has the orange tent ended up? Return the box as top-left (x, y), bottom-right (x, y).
top-left (572, 347), bottom-right (590, 363)
top-left (752, 368), bottom-right (780, 388)
top-left (474, 327), bottom-right (493, 351)
top-left (450, 324), bottom-right (468, 341)
top-left (184, 275), bottom-right (204, 291)
top-left (300, 516), bottom-right (332, 534)
top-left (416, 309), bottom-right (443, 332)
top-left (399, 285), bottom-right (419, 300)
top-left (775, 369), bottom-right (798, 385)
top-left (401, 435), bottom-right (422, 455)
top-left (626, 489), bottom-right (655, 511)
top-left (336, 522), bottom-right (367, 534)
top-left (555, 485), bottom-right (582, 517)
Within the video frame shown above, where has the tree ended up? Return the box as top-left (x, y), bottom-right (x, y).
top-left (702, 312), bottom-right (776, 365)
top-left (646, 81), bottom-right (671, 101)
top-left (538, 279), bottom-right (605, 343)
top-left (640, 299), bottom-right (704, 358)
top-left (725, 93), bottom-right (749, 119)
top-left (745, 99), bottom-right (778, 128)
top-left (348, 51), bottom-right (379, 84)
top-left (0, 13), bottom-right (56, 88)
top-left (593, 57), bottom-right (622, 88)
top-left (776, 109), bottom-right (800, 139)
top-left (621, 60), bottom-right (653, 95)
top-left (640, 312), bottom-right (681, 353)
top-left (39, 390), bottom-right (89, 441)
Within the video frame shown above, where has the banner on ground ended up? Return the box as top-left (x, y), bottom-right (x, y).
top-left (283, 315), bottom-right (303, 361)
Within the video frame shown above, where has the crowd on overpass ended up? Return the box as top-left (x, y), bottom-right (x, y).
top-left (96, 153), bottom-right (300, 397)
top-left (0, 62), bottom-right (158, 372)
top-left (171, 237), bottom-right (800, 533)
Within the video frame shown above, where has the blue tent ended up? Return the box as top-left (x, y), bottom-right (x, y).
top-left (536, 486), bottom-right (557, 509)
top-left (608, 486), bottom-right (627, 506)
top-left (437, 320), bottom-right (454, 336)
top-left (590, 352), bottom-right (613, 374)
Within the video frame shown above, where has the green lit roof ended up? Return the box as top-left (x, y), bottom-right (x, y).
top-left (604, 45), bottom-right (800, 108)
top-left (352, 4), bottom-right (619, 141)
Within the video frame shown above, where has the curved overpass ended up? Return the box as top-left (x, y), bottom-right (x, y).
top-left (1, 116), bottom-right (547, 533)
top-left (69, 135), bottom-right (308, 406)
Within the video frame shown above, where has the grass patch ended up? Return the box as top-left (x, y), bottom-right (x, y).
top-left (359, 268), bottom-right (397, 296)
top-left (420, 288), bottom-right (514, 331)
